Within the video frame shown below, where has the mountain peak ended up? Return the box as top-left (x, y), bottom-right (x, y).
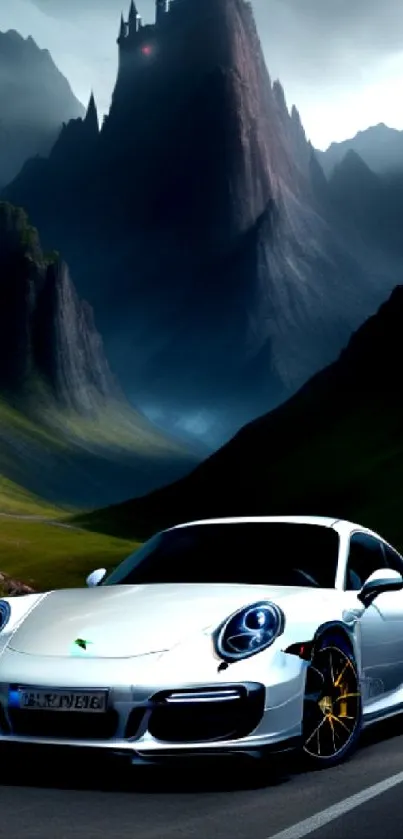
top-left (0, 29), bottom-right (85, 188)
top-left (0, 29), bottom-right (23, 41)
top-left (317, 122), bottom-right (403, 177)
top-left (330, 148), bottom-right (380, 185)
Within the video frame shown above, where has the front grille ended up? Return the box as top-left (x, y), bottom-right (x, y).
top-left (148, 683), bottom-right (265, 743)
top-left (8, 708), bottom-right (119, 740)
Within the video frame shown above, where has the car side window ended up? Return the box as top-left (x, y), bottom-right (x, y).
top-left (345, 533), bottom-right (386, 590)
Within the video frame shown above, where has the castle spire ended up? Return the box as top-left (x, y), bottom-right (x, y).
top-left (128, 0), bottom-right (137, 24)
top-left (127, 0), bottom-right (142, 34)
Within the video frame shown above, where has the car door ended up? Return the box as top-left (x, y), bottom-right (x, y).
top-left (376, 542), bottom-right (403, 694)
top-left (344, 532), bottom-right (403, 707)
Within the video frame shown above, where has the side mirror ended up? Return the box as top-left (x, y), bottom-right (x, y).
top-left (86, 568), bottom-right (107, 587)
top-left (358, 568), bottom-right (403, 608)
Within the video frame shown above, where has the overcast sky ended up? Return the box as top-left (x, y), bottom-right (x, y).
top-left (1, 0), bottom-right (402, 149)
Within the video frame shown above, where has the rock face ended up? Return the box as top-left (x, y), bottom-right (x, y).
top-left (0, 202), bottom-right (119, 414)
top-left (0, 30), bottom-right (85, 188)
top-left (3, 0), bottom-right (396, 443)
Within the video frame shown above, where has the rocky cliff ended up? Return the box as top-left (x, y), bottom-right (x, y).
top-left (0, 203), bottom-right (200, 508)
top-left (0, 201), bottom-right (119, 414)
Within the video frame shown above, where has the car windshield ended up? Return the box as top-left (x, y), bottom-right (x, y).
top-left (102, 522), bottom-right (339, 588)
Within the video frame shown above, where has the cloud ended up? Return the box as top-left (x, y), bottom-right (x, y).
top-left (252, 0), bottom-right (403, 147)
top-left (252, 0), bottom-right (403, 85)
top-left (272, 0), bottom-right (403, 52)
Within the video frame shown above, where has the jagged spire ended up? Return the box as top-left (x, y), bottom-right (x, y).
top-left (118, 12), bottom-right (126, 39)
top-left (272, 79), bottom-right (287, 112)
top-left (85, 91), bottom-right (99, 134)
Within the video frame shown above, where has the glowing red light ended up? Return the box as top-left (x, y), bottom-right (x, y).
top-left (141, 45), bottom-right (152, 56)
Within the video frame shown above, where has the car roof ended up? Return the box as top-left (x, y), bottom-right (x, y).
top-left (171, 516), bottom-right (384, 540)
top-left (172, 515), bottom-right (339, 529)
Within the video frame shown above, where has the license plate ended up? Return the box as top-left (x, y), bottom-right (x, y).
top-left (15, 689), bottom-right (108, 713)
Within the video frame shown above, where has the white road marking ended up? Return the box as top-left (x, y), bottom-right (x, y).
top-left (267, 769), bottom-right (403, 839)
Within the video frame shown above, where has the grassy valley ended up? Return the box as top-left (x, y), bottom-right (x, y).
top-left (0, 397), bottom-right (194, 592)
top-left (0, 203), bottom-right (198, 592)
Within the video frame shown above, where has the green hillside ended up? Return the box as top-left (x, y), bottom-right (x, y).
top-left (0, 475), bottom-right (62, 517)
top-left (0, 516), bottom-right (139, 592)
top-left (0, 392), bottom-right (199, 513)
top-left (0, 405), bottom-right (146, 591)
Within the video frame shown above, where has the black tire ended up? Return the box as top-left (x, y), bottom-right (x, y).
top-left (301, 631), bottom-right (362, 768)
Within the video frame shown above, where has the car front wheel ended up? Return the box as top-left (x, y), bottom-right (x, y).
top-left (302, 633), bottom-right (362, 768)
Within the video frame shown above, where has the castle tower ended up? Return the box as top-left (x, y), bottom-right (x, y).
top-left (118, 2), bottom-right (142, 51)
top-left (128, 0), bottom-right (142, 34)
top-left (155, 0), bottom-right (168, 25)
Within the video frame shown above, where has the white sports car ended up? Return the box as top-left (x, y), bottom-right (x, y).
top-left (1, 515), bottom-right (403, 769)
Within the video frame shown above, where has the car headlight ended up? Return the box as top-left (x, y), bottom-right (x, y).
top-left (215, 601), bottom-right (285, 662)
top-left (0, 600), bottom-right (11, 632)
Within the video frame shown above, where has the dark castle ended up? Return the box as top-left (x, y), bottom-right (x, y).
top-left (117, 0), bottom-right (223, 49)
top-left (116, 0), bottom-right (180, 78)
top-left (118, 0), bottom-right (180, 45)
top-left (112, 0), bottom-right (257, 104)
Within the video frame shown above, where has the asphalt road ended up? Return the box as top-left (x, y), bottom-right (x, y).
top-left (2, 718), bottom-right (403, 839)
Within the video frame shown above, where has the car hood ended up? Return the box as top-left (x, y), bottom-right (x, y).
top-left (6, 583), bottom-right (335, 658)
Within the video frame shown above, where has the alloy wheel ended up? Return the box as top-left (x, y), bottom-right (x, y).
top-left (303, 644), bottom-right (361, 761)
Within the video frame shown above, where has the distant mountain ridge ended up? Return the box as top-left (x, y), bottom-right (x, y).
top-left (0, 29), bottom-right (85, 188)
top-left (316, 123), bottom-right (403, 178)
top-left (3, 0), bottom-right (396, 446)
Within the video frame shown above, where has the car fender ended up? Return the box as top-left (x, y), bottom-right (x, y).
top-left (0, 593), bottom-right (49, 651)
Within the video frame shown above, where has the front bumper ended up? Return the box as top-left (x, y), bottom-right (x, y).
top-left (0, 645), bottom-right (307, 760)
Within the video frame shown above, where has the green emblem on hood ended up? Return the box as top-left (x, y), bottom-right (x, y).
top-left (74, 638), bottom-right (92, 650)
